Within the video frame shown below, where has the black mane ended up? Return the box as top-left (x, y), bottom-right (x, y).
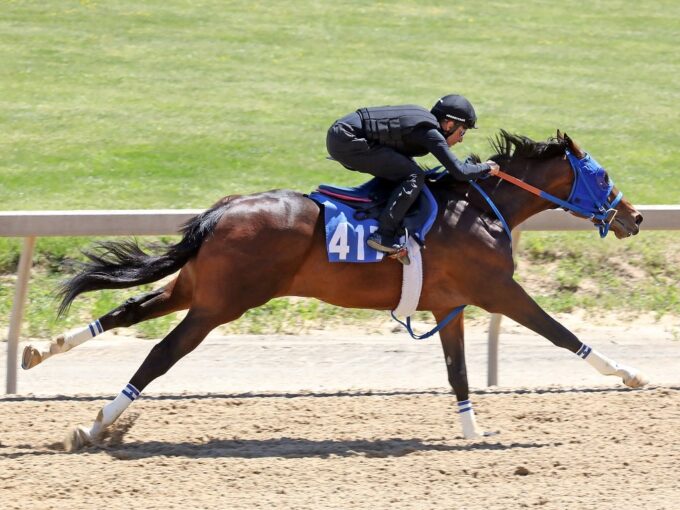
top-left (489, 130), bottom-right (567, 163)
top-left (427, 130), bottom-right (568, 193)
top-left (453, 130), bottom-right (567, 168)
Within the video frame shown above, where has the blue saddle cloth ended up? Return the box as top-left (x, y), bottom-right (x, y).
top-left (308, 177), bottom-right (439, 263)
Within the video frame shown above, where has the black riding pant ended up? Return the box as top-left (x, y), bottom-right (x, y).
top-left (326, 113), bottom-right (425, 237)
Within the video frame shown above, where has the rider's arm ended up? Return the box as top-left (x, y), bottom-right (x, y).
top-left (415, 128), bottom-right (491, 181)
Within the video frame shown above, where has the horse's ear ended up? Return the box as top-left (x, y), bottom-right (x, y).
top-left (563, 132), bottom-right (585, 158)
top-left (556, 129), bottom-right (563, 140)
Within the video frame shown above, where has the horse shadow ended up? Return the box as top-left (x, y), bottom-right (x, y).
top-left (99, 436), bottom-right (554, 461)
top-left (1, 384), bottom-right (660, 404)
top-left (0, 437), bottom-right (555, 460)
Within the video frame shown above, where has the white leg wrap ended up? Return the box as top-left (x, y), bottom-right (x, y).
top-left (578, 344), bottom-right (648, 388)
top-left (458, 400), bottom-right (481, 439)
top-left (63, 320), bottom-right (104, 350)
top-left (41, 320), bottom-right (104, 361)
top-left (581, 347), bottom-right (620, 376)
top-left (89, 383), bottom-right (140, 438)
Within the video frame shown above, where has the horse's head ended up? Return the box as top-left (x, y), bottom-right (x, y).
top-left (555, 130), bottom-right (643, 239)
top-left (481, 130), bottom-right (643, 239)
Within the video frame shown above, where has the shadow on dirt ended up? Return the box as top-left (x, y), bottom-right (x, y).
top-left (3, 385), bottom-right (670, 403)
top-left (0, 436), bottom-right (558, 460)
top-left (98, 436), bottom-right (557, 460)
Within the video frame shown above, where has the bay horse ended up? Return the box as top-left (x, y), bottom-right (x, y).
top-left (22, 130), bottom-right (646, 449)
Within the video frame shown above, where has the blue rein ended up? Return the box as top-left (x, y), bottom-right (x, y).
top-left (472, 149), bottom-right (623, 239)
top-left (393, 173), bottom-right (514, 340)
top-left (470, 181), bottom-right (513, 241)
top-left (390, 305), bottom-right (467, 340)
top-left (394, 147), bottom-right (622, 340)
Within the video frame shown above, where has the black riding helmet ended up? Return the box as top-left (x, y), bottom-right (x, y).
top-left (430, 94), bottom-right (478, 129)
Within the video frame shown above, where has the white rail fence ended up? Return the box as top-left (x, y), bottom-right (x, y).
top-left (2, 206), bottom-right (679, 394)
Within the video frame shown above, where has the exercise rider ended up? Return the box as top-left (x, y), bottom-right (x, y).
top-left (326, 94), bottom-right (500, 254)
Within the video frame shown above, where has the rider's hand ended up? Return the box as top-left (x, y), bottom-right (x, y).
top-left (486, 161), bottom-right (500, 176)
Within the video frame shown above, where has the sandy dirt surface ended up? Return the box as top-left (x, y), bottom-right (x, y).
top-left (1, 315), bottom-right (679, 509)
top-left (1, 388), bottom-right (679, 510)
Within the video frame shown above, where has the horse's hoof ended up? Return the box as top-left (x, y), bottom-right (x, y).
top-left (64, 425), bottom-right (92, 452)
top-left (21, 346), bottom-right (42, 370)
top-left (464, 430), bottom-right (498, 440)
top-left (623, 371), bottom-right (648, 388)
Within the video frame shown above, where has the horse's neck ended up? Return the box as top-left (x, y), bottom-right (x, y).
top-left (497, 186), bottom-right (554, 230)
top-left (486, 160), bottom-right (568, 230)
top-left (435, 163), bottom-right (563, 231)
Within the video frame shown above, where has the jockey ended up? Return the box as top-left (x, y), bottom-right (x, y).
top-left (326, 94), bottom-right (500, 254)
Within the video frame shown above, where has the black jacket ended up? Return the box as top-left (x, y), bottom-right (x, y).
top-left (357, 105), bottom-right (490, 180)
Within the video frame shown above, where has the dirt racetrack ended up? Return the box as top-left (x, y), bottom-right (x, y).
top-left (1, 386), bottom-right (679, 510)
top-left (2, 315), bottom-right (679, 509)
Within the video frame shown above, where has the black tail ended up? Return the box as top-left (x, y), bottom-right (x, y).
top-left (58, 201), bottom-right (230, 317)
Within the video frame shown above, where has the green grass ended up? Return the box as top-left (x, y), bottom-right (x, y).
top-left (2, 0), bottom-right (679, 207)
top-left (518, 232), bottom-right (680, 315)
top-left (1, 1), bottom-right (679, 338)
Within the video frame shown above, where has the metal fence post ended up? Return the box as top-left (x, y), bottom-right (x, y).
top-left (5, 236), bottom-right (36, 394)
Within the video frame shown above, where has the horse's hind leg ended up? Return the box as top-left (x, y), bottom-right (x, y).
top-left (22, 273), bottom-right (192, 370)
top-left (65, 306), bottom-right (222, 450)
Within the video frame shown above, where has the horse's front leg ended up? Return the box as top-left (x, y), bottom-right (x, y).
top-left (434, 309), bottom-right (494, 439)
top-left (485, 279), bottom-right (647, 388)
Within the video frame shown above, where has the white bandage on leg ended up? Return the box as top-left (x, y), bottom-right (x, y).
top-left (577, 343), bottom-right (620, 376)
top-left (89, 383), bottom-right (140, 438)
top-left (61, 320), bottom-right (104, 351)
top-left (457, 400), bottom-right (481, 439)
top-left (577, 343), bottom-right (646, 387)
top-left (45, 320), bottom-right (104, 358)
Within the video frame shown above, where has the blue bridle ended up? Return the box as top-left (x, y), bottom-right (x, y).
top-left (564, 150), bottom-right (623, 237)
top-left (394, 149), bottom-right (624, 340)
top-left (471, 148), bottom-right (624, 240)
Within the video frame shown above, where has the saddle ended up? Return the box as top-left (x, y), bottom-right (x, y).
top-left (308, 175), bottom-right (440, 263)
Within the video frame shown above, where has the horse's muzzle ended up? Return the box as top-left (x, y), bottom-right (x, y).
top-left (612, 211), bottom-right (642, 238)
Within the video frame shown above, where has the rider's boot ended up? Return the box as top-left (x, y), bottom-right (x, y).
top-left (367, 172), bottom-right (424, 256)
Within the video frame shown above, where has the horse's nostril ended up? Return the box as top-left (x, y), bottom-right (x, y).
top-left (635, 214), bottom-right (643, 226)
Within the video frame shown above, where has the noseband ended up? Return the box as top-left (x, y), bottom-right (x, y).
top-left (408, 147), bottom-right (623, 341)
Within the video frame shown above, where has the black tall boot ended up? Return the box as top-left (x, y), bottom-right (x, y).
top-left (367, 172), bottom-right (425, 253)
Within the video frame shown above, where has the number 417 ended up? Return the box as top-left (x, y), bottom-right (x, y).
top-left (328, 222), bottom-right (380, 261)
